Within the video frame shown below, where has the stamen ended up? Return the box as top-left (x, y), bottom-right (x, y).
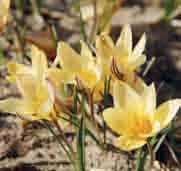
top-left (111, 57), bottom-right (124, 80)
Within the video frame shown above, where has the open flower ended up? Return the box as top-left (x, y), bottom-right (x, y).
top-left (96, 24), bottom-right (146, 77)
top-left (103, 80), bottom-right (181, 151)
top-left (0, 53), bottom-right (54, 120)
top-left (0, 45), bottom-right (65, 121)
top-left (0, 0), bottom-right (10, 32)
top-left (56, 41), bottom-right (101, 90)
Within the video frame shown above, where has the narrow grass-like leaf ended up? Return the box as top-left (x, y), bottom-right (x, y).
top-left (79, 2), bottom-right (87, 42)
top-left (136, 148), bottom-right (147, 171)
top-left (142, 57), bottom-right (155, 77)
top-left (42, 120), bottom-right (75, 166)
top-left (76, 97), bottom-right (86, 171)
top-left (60, 114), bottom-right (103, 149)
top-left (153, 134), bottom-right (166, 153)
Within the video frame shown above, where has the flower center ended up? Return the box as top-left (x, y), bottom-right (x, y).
top-left (130, 113), bottom-right (153, 137)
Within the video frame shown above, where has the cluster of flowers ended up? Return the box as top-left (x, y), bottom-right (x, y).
top-left (0, 24), bottom-right (181, 151)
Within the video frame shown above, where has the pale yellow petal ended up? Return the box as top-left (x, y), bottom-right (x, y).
top-left (47, 68), bottom-right (75, 87)
top-left (124, 74), bottom-right (147, 94)
top-left (80, 41), bottom-right (97, 68)
top-left (96, 33), bottom-right (114, 60)
top-left (116, 24), bottom-right (132, 56)
top-left (80, 40), bottom-right (92, 60)
top-left (116, 136), bottom-right (146, 151)
top-left (131, 54), bottom-right (146, 70)
top-left (155, 99), bottom-right (181, 129)
top-left (103, 107), bottom-right (133, 136)
top-left (0, 98), bottom-right (51, 120)
top-left (142, 83), bottom-right (156, 115)
top-left (0, 98), bottom-right (23, 114)
top-left (113, 80), bottom-right (142, 112)
top-left (7, 61), bottom-right (31, 83)
top-left (79, 69), bottom-right (100, 89)
top-left (132, 33), bottom-right (146, 61)
top-left (92, 80), bottom-right (104, 102)
top-left (21, 80), bottom-right (54, 118)
top-left (16, 74), bottom-right (53, 111)
top-left (16, 74), bottom-right (37, 100)
top-left (31, 45), bottom-right (47, 80)
top-left (41, 81), bottom-right (55, 111)
top-left (58, 41), bottom-right (81, 73)
top-left (96, 33), bottom-right (115, 76)
top-left (7, 61), bottom-right (31, 75)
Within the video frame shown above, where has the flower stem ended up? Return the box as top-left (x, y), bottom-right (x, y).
top-left (88, 90), bottom-right (95, 122)
top-left (136, 148), bottom-right (147, 171)
top-left (89, 0), bottom-right (98, 43)
top-left (147, 141), bottom-right (154, 169)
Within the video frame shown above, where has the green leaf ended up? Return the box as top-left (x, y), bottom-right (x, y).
top-left (42, 120), bottom-right (74, 164)
top-left (136, 148), bottom-right (147, 171)
top-left (76, 97), bottom-right (86, 171)
top-left (0, 48), bottom-right (5, 64)
top-left (60, 114), bottom-right (103, 149)
top-left (164, 0), bottom-right (180, 18)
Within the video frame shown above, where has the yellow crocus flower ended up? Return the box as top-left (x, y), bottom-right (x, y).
top-left (0, 0), bottom-right (10, 31)
top-left (7, 45), bottom-right (71, 100)
top-left (103, 80), bottom-right (181, 151)
top-left (96, 24), bottom-right (146, 77)
top-left (0, 45), bottom-right (65, 121)
top-left (56, 41), bottom-right (101, 90)
top-left (0, 69), bottom-right (54, 121)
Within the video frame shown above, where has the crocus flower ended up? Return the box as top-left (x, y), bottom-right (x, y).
top-left (0, 53), bottom-right (55, 120)
top-left (56, 41), bottom-right (101, 90)
top-left (0, 46), bottom-right (59, 120)
top-left (96, 24), bottom-right (146, 78)
top-left (103, 80), bottom-right (181, 151)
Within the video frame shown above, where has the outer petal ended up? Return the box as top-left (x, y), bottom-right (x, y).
top-left (7, 61), bottom-right (30, 74)
top-left (31, 45), bottom-right (47, 81)
top-left (80, 41), bottom-right (97, 69)
top-left (57, 42), bottom-right (81, 73)
top-left (6, 62), bottom-right (30, 83)
top-left (131, 54), bottom-right (146, 70)
top-left (113, 80), bottom-right (142, 112)
top-left (47, 68), bottom-right (75, 87)
top-left (0, 98), bottom-right (23, 114)
top-left (132, 33), bottom-right (146, 61)
top-left (79, 69), bottom-right (100, 89)
top-left (155, 99), bottom-right (181, 129)
top-left (80, 40), bottom-right (92, 61)
top-left (103, 107), bottom-right (133, 136)
top-left (16, 74), bottom-right (37, 100)
top-left (0, 98), bottom-right (49, 120)
top-left (116, 136), bottom-right (146, 151)
top-left (39, 80), bottom-right (55, 113)
top-left (141, 83), bottom-right (156, 115)
top-left (124, 74), bottom-right (147, 94)
top-left (116, 24), bottom-right (132, 57)
top-left (96, 33), bottom-right (114, 60)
